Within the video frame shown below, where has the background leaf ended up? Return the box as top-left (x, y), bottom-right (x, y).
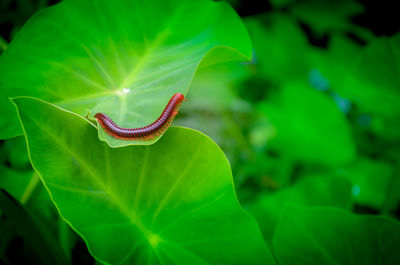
top-left (273, 204), bottom-right (400, 265)
top-left (248, 175), bottom-right (353, 246)
top-left (0, 166), bottom-right (35, 201)
top-left (340, 33), bottom-right (400, 140)
top-left (341, 33), bottom-right (400, 117)
top-left (0, 189), bottom-right (67, 265)
top-left (337, 157), bottom-right (394, 210)
top-left (13, 97), bottom-right (275, 265)
top-left (2, 136), bottom-right (31, 169)
top-left (245, 14), bottom-right (311, 84)
top-left (0, 0), bottom-right (252, 146)
top-left (257, 82), bottom-right (356, 166)
top-left (288, 0), bottom-right (368, 37)
top-left (311, 34), bottom-right (362, 92)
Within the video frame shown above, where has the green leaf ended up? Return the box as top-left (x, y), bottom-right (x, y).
top-left (337, 157), bottom-right (393, 209)
top-left (258, 82), bottom-right (356, 166)
top-left (245, 14), bottom-right (311, 84)
top-left (3, 136), bottom-right (31, 169)
top-left (273, 205), bottom-right (400, 265)
top-left (12, 97), bottom-right (274, 265)
top-left (0, 189), bottom-right (67, 265)
top-left (341, 33), bottom-right (400, 117)
top-left (340, 33), bottom-right (400, 139)
top-left (289, 0), bottom-right (369, 38)
top-left (248, 175), bottom-right (352, 245)
top-left (0, 0), bottom-right (252, 145)
top-left (311, 34), bottom-right (362, 91)
top-left (0, 166), bottom-right (34, 201)
top-left (0, 166), bottom-right (55, 220)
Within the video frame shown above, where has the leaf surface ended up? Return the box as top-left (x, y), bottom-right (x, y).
top-left (258, 82), bottom-right (356, 166)
top-left (337, 157), bottom-right (393, 209)
top-left (0, 0), bottom-right (252, 146)
top-left (12, 97), bottom-right (274, 265)
top-left (245, 14), bottom-right (311, 84)
top-left (340, 33), bottom-right (400, 139)
top-left (273, 205), bottom-right (400, 265)
top-left (249, 175), bottom-right (352, 245)
top-left (343, 34), bottom-right (400, 114)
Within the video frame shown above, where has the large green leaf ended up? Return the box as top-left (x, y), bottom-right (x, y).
top-left (336, 157), bottom-right (393, 209)
top-left (273, 205), bottom-right (400, 265)
top-left (258, 82), bottom-right (356, 166)
top-left (12, 97), bottom-right (274, 265)
top-left (341, 33), bottom-right (400, 117)
top-left (311, 34), bottom-right (362, 91)
top-left (245, 14), bottom-right (311, 84)
top-left (340, 33), bottom-right (400, 139)
top-left (0, 0), bottom-right (252, 145)
top-left (248, 175), bottom-right (352, 245)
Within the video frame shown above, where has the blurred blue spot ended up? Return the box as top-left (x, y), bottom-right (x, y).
top-left (332, 92), bottom-right (352, 114)
top-left (357, 114), bottom-right (371, 127)
top-left (309, 69), bottom-right (330, 91)
top-left (352, 185), bottom-right (361, 196)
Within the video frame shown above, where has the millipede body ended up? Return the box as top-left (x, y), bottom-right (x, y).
top-left (94, 93), bottom-right (186, 141)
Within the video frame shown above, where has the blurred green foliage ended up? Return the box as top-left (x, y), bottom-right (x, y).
top-left (274, 205), bottom-right (400, 265)
top-left (1, 0), bottom-right (400, 264)
top-left (179, 0), bottom-right (400, 262)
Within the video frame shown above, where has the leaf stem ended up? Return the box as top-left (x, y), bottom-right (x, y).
top-left (20, 172), bottom-right (40, 205)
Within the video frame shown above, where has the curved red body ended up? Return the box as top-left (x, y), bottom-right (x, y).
top-left (94, 93), bottom-right (186, 141)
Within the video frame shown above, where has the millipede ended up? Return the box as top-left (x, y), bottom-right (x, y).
top-left (94, 93), bottom-right (186, 141)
